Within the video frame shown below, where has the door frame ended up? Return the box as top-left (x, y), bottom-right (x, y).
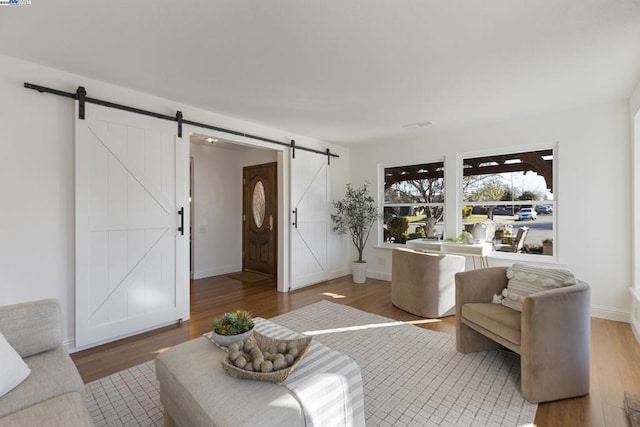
top-left (183, 124), bottom-right (289, 293)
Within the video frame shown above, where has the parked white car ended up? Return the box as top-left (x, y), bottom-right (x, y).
top-left (517, 207), bottom-right (537, 221)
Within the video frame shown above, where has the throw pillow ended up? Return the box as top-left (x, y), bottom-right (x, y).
top-left (502, 263), bottom-right (577, 311)
top-left (0, 332), bottom-right (31, 398)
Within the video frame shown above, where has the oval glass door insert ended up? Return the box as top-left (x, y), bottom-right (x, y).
top-left (252, 181), bottom-right (266, 228)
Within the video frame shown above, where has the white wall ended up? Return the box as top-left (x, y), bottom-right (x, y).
top-left (190, 143), bottom-right (277, 279)
top-left (351, 100), bottom-right (632, 322)
top-left (0, 53), bottom-right (349, 349)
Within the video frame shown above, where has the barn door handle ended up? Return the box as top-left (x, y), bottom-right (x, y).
top-left (292, 208), bottom-right (298, 228)
top-left (178, 207), bottom-right (184, 235)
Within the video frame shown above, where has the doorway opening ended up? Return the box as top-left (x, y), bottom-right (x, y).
top-left (188, 133), bottom-right (280, 287)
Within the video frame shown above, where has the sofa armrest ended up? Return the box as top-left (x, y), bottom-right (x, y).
top-left (522, 280), bottom-right (591, 344)
top-left (0, 299), bottom-right (63, 358)
top-left (520, 281), bottom-right (591, 402)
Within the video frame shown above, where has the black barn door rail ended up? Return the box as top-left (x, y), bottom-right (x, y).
top-left (24, 82), bottom-right (339, 162)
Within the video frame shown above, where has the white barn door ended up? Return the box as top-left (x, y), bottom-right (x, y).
top-left (75, 104), bottom-right (187, 348)
top-left (290, 150), bottom-right (329, 289)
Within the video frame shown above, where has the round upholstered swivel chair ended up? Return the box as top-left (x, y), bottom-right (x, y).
top-left (391, 247), bottom-right (466, 318)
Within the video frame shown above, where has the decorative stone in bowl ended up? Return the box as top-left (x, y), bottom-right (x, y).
top-left (221, 332), bottom-right (312, 383)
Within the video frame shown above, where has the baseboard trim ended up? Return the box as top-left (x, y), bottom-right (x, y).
top-left (367, 270), bottom-right (391, 282)
top-left (65, 318), bottom-right (181, 354)
top-left (590, 304), bottom-right (631, 323)
top-left (632, 321), bottom-right (640, 344)
top-left (63, 337), bottom-right (75, 353)
top-left (193, 265), bottom-right (242, 280)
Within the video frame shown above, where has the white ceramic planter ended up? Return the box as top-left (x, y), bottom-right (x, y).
top-left (211, 328), bottom-right (254, 348)
top-left (352, 261), bottom-right (368, 284)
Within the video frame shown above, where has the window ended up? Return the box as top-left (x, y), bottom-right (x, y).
top-left (383, 161), bottom-right (445, 243)
top-left (461, 148), bottom-right (554, 256)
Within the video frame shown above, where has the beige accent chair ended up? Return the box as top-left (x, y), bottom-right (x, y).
top-left (455, 267), bottom-right (591, 403)
top-left (391, 248), bottom-right (466, 318)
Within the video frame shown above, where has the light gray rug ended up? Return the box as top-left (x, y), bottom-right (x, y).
top-left (273, 301), bottom-right (536, 426)
top-left (84, 361), bottom-right (162, 427)
top-left (85, 300), bottom-right (536, 426)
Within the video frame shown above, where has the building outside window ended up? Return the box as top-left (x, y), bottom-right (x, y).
top-left (383, 160), bottom-right (445, 243)
top-left (461, 148), bottom-right (555, 256)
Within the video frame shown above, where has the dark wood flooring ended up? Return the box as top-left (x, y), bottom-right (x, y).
top-left (71, 274), bottom-right (640, 426)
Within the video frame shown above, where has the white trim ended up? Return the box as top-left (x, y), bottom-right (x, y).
top-left (458, 143), bottom-right (558, 257)
top-left (630, 288), bottom-right (640, 344)
top-left (378, 157), bottom-right (446, 246)
top-left (632, 321), bottom-right (640, 345)
top-left (367, 269), bottom-right (392, 282)
top-left (632, 109), bottom-right (640, 290)
top-left (183, 123), bottom-right (290, 293)
top-left (487, 251), bottom-right (563, 266)
top-left (327, 267), bottom-right (351, 280)
top-left (193, 265), bottom-right (243, 280)
top-left (590, 304), bottom-right (630, 323)
top-left (65, 319), bottom-right (181, 353)
top-left (63, 337), bottom-right (75, 354)
top-left (374, 242), bottom-right (405, 251)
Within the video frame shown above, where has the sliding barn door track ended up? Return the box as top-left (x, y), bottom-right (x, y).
top-left (24, 82), bottom-right (339, 163)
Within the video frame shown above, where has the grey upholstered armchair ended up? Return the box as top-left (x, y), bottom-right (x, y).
top-left (391, 248), bottom-right (466, 318)
top-left (455, 267), bottom-right (591, 403)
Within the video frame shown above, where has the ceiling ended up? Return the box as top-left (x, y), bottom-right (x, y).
top-left (1, 1), bottom-right (640, 145)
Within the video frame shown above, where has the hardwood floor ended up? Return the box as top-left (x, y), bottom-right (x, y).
top-left (71, 274), bottom-right (640, 426)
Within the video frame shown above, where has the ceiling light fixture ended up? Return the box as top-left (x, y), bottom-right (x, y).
top-left (402, 121), bottom-right (433, 128)
top-left (205, 137), bottom-right (218, 144)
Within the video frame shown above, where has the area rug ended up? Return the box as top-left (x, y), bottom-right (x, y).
top-left (84, 361), bottom-right (162, 427)
top-left (272, 301), bottom-right (536, 426)
top-left (227, 270), bottom-right (272, 283)
top-left (85, 300), bottom-right (536, 426)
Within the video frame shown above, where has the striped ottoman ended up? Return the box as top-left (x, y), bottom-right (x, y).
top-left (156, 318), bottom-right (365, 427)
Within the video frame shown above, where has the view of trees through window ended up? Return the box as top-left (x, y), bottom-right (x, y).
top-left (382, 149), bottom-right (555, 256)
top-left (462, 149), bottom-right (554, 256)
top-left (383, 161), bottom-right (444, 243)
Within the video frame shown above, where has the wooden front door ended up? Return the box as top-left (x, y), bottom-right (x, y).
top-left (243, 162), bottom-right (277, 276)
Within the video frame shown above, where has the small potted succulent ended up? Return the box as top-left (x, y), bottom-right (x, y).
top-left (212, 310), bottom-right (255, 347)
top-left (542, 238), bottom-right (553, 256)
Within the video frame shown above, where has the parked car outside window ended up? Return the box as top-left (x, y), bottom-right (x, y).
top-left (517, 207), bottom-right (537, 221)
top-left (535, 205), bottom-right (553, 214)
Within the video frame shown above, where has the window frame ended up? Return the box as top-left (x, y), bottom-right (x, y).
top-left (379, 158), bottom-right (446, 245)
top-left (378, 144), bottom-right (558, 260)
top-left (457, 144), bottom-right (558, 260)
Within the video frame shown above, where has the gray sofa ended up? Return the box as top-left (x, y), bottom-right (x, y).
top-left (0, 299), bottom-right (94, 426)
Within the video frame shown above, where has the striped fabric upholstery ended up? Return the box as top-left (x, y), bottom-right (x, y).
top-left (253, 318), bottom-right (366, 427)
top-left (502, 263), bottom-right (577, 311)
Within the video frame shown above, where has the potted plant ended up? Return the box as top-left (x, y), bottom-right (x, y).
top-left (542, 238), bottom-right (553, 256)
top-left (331, 182), bottom-right (380, 283)
top-left (211, 310), bottom-right (254, 347)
